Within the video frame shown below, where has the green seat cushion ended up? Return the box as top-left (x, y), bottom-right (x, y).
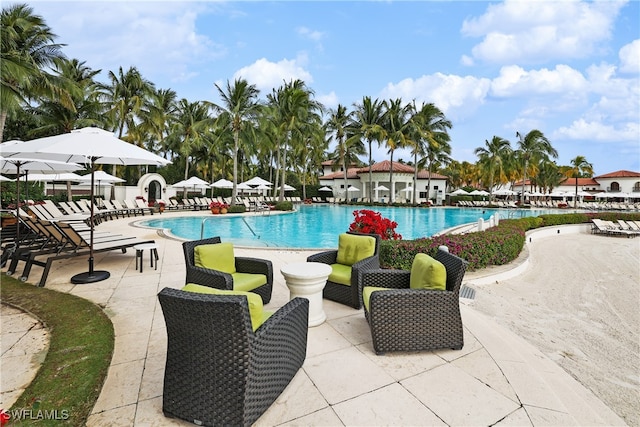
top-left (194, 242), bottom-right (236, 274)
top-left (231, 272), bottom-right (268, 292)
top-left (328, 263), bottom-right (352, 286)
top-left (182, 283), bottom-right (272, 331)
top-left (336, 233), bottom-right (376, 266)
top-left (362, 286), bottom-right (388, 312)
top-left (410, 253), bottom-right (447, 291)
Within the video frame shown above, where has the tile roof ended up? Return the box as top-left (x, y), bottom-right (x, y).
top-left (594, 170), bottom-right (640, 179)
top-left (560, 177), bottom-right (600, 186)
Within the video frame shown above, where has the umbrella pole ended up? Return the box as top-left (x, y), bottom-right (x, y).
top-left (71, 159), bottom-right (110, 284)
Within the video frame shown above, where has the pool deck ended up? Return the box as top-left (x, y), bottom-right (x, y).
top-left (0, 211), bottom-right (626, 426)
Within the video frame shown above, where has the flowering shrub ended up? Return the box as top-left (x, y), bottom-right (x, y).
top-left (209, 201), bottom-right (229, 210)
top-left (349, 209), bottom-right (402, 240)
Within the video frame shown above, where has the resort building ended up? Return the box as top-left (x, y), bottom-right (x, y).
top-left (319, 160), bottom-right (448, 204)
top-left (510, 170), bottom-right (640, 198)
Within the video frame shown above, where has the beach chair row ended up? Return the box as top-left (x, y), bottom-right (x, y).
top-left (3, 215), bottom-right (154, 286)
top-left (591, 219), bottom-right (640, 237)
top-left (22, 199), bottom-right (156, 224)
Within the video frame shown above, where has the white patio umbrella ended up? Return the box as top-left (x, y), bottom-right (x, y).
top-left (254, 184), bottom-right (271, 190)
top-left (277, 184), bottom-right (296, 191)
top-left (469, 189), bottom-right (490, 196)
top-left (0, 155), bottom-right (82, 243)
top-left (400, 187), bottom-right (413, 193)
top-left (211, 178), bottom-right (233, 189)
top-left (172, 176), bottom-right (210, 191)
top-left (346, 185), bottom-right (359, 192)
top-left (27, 172), bottom-right (85, 201)
top-left (0, 127), bottom-right (171, 284)
top-left (373, 185), bottom-right (389, 191)
top-left (79, 170), bottom-right (125, 199)
top-left (243, 176), bottom-right (272, 187)
top-left (449, 188), bottom-right (469, 196)
top-left (318, 186), bottom-right (333, 192)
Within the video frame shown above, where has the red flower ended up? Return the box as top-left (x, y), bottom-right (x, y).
top-left (348, 209), bottom-right (402, 240)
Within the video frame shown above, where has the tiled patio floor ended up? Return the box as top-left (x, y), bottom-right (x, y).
top-left (1, 212), bottom-right (625, 426)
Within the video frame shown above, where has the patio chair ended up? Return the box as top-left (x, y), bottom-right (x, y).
top-left (361, 249), bottom-right (468, 354)
top-left (182, 237), bottom-right (273, 304)
top-left (306, 231), bottom-right (381, 309)
top-left (157, 286), bottom-right (308, 427)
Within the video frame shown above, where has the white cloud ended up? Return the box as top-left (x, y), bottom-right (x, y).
top-left (380, 73), bottom-right (491, 120)
top-left (297, 26), bottom-right (325, 42)
top-left (491, 65), bottom-right (588, 97)
top-left (461, 0), bottom-right (626, 64)
top-left (317, 91), bottom-right (339, 109)
top-left (31, 2), bottom-right (226, 85)
top-left (233, 57), bottom-right (313, 92)
top-left (554, 118), bottom-right (639, 142)
top-left (619, 39), bottom-right (640, 73)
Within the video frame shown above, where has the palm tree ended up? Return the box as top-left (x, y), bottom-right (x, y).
top-left (166, 99), bottom-right (214, 198)
top-left (514, 130), bottom-right (557, 205)
top-left (474, 136), bottom-right (512, 202)
top-left (30, 58), bottom-right (104, 136)
top-left (267, 80), bottom-right (322, 202)
top-left (381, 98), bottom-right (410, 204)
top-left (409, 102), bottom-right (452, 204)
top-left (535, 160), bottom-right (564, 195)
top-left (100, 65), bottom-right (154, 176)
top-left (349, 96), bottom-right (385, 203)
top-left (140, 88), bottom-right (177, 160)
top-left (212, 78), bottom-right (261, 206)
top-left (1, 3), bottom-right (69, 141)
top-left (567, 155), bottom-right (594, 207)
top-left (325, 104), bottom-right (353, 203)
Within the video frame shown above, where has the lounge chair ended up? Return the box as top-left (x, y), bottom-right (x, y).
top-left (361, 249), bottom-right (469, 354)
top-left (182, 237), bottom-right (273, 304)
top-left (306, 232), bottom-right (381, 309)
top-left (157, 286), bottom-right (308, 426)
top-left (12, 219), bottom-right (155, 287)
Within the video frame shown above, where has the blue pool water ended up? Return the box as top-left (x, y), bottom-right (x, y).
top-left (139, 204), bottom-right (562, 248)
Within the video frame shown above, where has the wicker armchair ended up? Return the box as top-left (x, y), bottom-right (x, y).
top-left (158, 287), bottom-right (309, 427)
top-left (306, 231), bottom-right (381, 309)
top-left (362, 249), bottom-right (468, 354)
top-left (183, 237), bottom-right (273, 304)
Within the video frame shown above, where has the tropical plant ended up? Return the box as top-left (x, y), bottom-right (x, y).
top-left (514, 129), bottom-right (557, 205)
top-left (326, 104), bottom-right (352, 203)
top-left (567, 155), bottom-right (594, 207)
top-left (474, 136), bottom-right (512, 201)
top-left (212, 78), bottom-right (261, 206)
top-left (409, 102), bottom-right (452, 204)
top-left (1, 3), bottom-right (70, 141)
top-left (349, 209), bottom-right (401, 240)
top-left (381, 98), bottom-right (411, 204)
top-left (349, 96), bottom-right (385, 203)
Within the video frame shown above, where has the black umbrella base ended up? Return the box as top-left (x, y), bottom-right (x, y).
top-left (71, 270), bottom-right (110, 284)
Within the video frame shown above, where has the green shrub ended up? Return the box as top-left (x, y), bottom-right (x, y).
top-left (228, 205), bottom-right (246, 213)
top-left (275, 201), bottom-right (293, 211)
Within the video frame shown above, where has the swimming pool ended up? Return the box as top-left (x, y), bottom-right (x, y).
top-left (139, 205), bottom-right (565, 249)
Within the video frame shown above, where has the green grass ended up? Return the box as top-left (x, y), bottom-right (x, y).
top-left (1, 276), bottom-right (114, 426)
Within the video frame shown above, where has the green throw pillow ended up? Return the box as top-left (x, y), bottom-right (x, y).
top-left (336, 233), bottom-right (376, 266)
top-left (194, 242), bottom-right (236, 274)
top-left (181, 284), bottom-right (272, 331)
top-left (409, 253), bottom-right (447, 291)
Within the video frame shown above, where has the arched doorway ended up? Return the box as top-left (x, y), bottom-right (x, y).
top-left (148, 180), bottom-right (162, 204)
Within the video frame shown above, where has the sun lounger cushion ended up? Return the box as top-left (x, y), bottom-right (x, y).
top-left (328, 263), bottom-right (352, 286)
top-left (194, 242), bottom-right (236, 273)
top-left (182, 284), bottom-right (272, 331)
top-left (335, 233), bottom-right (376, 266)
top-left (409, 253), bottom-right (447, 291)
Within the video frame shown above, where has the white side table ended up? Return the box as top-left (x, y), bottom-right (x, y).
top-left (281, 262), bottom-right (332, 327)
top-left (133, 243), bottom-right (159, 273)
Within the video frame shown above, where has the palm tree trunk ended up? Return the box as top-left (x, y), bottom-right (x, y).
top-left (342, 140), bottom-right (349, 205)
top-left (388, 152), bottom-right (394, 205)
top-left (368, 140), bottom-right (373, 203)
top-left (0, 110), bottom-right (7, 143)
top-left (232, 132), bottom-right (239, 206)
top-left (413, 151), bottom-right (418, 205)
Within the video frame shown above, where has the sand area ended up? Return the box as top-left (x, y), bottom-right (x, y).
top-left (471, 231), bottom-right (640, 425)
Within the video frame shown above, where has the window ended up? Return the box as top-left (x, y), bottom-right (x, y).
top-left (633, 181), bottom-right (640, 192)
top-left (610, 182), bottom-right (620, 191)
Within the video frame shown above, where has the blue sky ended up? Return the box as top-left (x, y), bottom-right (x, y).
top-left (23, 0), bottom-right (640, 176)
